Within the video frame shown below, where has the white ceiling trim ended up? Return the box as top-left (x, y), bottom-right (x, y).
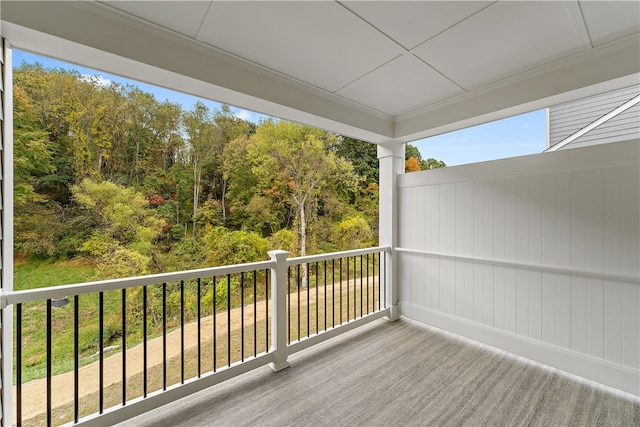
top-left (1, 0), bottom-right (639, 145)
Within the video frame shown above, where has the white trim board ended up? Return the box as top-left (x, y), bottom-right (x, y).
top-left (398, 138), bottom-right (639, 187)
top-left (400, 302), bottom-right (640, 396)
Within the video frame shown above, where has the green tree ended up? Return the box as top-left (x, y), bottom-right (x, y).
top-left (203, 226), bottom-right (268, 266)
top-left (253, 120), bottom-right (339, 257)
top-left (213, 105), bottom-right (255, 225)
top-left (422, 157), bottom-right (447, 170)
top-left (405, 142), bottom-right (447, 171)
top-left (182, 101), bottom-right (218, 237)
top-left (252, 120), bottom-right (359, 282)
top-left (334, 136), bottom-right (379, 184)
top-left (332, 214), bottom-right (375, 250)
top-left (72, 179), bottom-right (166, 277)
top-left (13, 78), bottom-right (55, 205)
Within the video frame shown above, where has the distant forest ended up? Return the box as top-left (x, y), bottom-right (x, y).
top-left (13, 63), bottom-right (444, 280)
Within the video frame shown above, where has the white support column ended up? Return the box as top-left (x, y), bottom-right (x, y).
top-left (378, 142), bottom-right (404, 322)
top-left (268, 250), bottom-right (290, 372)
top-left (0, 37), bottom-right (14, 427)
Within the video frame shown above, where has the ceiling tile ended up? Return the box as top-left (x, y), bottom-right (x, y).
top-left (337, 54), bottom-right (464, 116)
top-left (342, 1), bottom-right (492, 50)
top-left (579, 1), bottom-right (640, 46)
top-left (101, 1), bottom-right (212, 38)
top-left (196, 1), bottom-right (404, 93)
top-left (413, 1), bottom-right (586, 90)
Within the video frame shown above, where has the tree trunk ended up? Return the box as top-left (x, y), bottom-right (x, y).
top-left (130, 137), bottom-right (140, 186)
top-left (299, 201), bottom-right (307, 287)
top-left (192, 161), bottom-right (200, 238)
top-left (221, 177), bottom-right (227, 226)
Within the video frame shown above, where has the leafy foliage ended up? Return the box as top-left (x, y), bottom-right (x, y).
top-left (406, 142), bottom-right (447, 172)
top-left (12, 62), bottom-right (445, 279)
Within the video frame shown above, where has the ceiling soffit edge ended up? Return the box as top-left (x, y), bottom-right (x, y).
top-left (1, 1), bottom-right (396, 142)
top-left (86, 0), bottom-right (395, 121)
top-left (396, 32), bottom-right (640, 125)
top-left (396, 69), bottom-right (640, 144)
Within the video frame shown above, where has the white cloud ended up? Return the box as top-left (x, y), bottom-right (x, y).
top-left (80, 74), bottom-right (112, 87)
top-left (232, 108), bottom-right (269, 124)
top-left (234, 109), bottom-right (254, 121)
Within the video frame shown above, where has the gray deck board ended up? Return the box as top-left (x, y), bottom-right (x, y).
top-left (119, 317), bottom-right (640, 426)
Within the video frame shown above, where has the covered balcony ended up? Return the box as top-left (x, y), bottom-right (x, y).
top-left (1, 1), bottom-right (639, 426)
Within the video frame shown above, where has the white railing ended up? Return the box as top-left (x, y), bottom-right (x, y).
top-left (4, 246), bottom-right (390, 426)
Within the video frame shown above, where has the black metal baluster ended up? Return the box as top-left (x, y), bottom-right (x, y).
top-left (143, 286), bottom-right (147, 397)
top-left (122, 288), bottom-right (127, 405)
top-left (353, 257), bottom-right (357, 319)
top-left (315, 261), bottom-right (319, 334)
top-left (373, 253), bottom-right (377, 311)
top-left (181, 280), bottom-right (185, 383)
top-left (332, 259), bottom-right (335, 328)
top-left (227, 273), bottom-right (231, 367)
top-left (340, 258), bottom-right (343, 324)
top-left (241, 272), bottom-right (245, 362)
top-left (366, 254), bottom-right (370, 314)
top-left (46, 299), bottom-right (52, 427)
top-left (378, 252), bottom-right (381, 310)
top-left (74, 296), bottom-right (79, 422)
top-left (197, 278), bottom-right (201, 377)
top-left (265, 270), bottom-right (269, 352)
top-left (16, 303), bottom-right (22, 427)
top-left (99, 292), bottom-right (104, 413)
top-left (307, 263), bottom-right (310, 338)
top-left (288, 266), bottom-right (291, 344)
top-left (360, 255), bottom-right (364, 317)
top-left (253, 270), bottom-right (257, 357)
top-left (163, 283), bottom-right (167, 389)
top-left (384, 253), bottom-right (387, 307)
top-left (213, 276), bottom-right (217, 372)
top-left (346, 258), bottom-right (350, 321)
top-left (297, 264), bottom-right (300, 341)
top-left (323, 260), bottom-right (327, 331)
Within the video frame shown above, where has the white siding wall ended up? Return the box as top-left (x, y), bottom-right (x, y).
top-left (548, 85), bottom-right (639, 149)
top-left (397, 140), bottom-right (639, 395)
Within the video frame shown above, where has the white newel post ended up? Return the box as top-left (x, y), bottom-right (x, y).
top-left (268, 250), bottom-right (290, 372)
top-left (378, 143), bottom-right (404, 322)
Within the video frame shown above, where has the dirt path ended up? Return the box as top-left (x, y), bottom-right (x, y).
top-left (17, 278), bottom-right (380, 423)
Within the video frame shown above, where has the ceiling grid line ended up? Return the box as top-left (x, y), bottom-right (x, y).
top-left (194, 1), bottom-right (216, 42)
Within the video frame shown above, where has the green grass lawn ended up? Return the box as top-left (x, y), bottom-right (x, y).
top-left (14, 257), bottom-right (97, 291)
top-left (14, 257), bottom-right (99, 382)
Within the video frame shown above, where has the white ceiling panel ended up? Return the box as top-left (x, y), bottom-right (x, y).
top-left (196, 1), bottom-right (404, 93)
top-left (2, 1), bottom-right (638, 143)
top-left (337, 54), bottom-right (463, 116)
top-left (103, 1), bottom-right (212, 38)
top-left (579, 1), bottom-right (640, 46)
top-left (341, 0), bottom-right (492, 50)
top-left (413, 1), bottom-right (587, 90)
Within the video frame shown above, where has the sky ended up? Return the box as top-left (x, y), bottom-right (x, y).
top-left (14, 49), bottom-right (548, 167)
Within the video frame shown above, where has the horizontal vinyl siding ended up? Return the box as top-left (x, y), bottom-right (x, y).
top-left (549, 85), bottom-right (639, 148)
top-left (397, 140), bottom-right (640, 394)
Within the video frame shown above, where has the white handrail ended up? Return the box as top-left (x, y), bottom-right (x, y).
top-left (2, 260), bottom-right (275, 307)
top-left (2, 247), bottom-right (393, 307)
top-left (286, 246), bottom-right (390, 266)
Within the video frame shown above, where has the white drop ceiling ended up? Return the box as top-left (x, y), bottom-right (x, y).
top-left (1, 1), bottom-right (639, 144)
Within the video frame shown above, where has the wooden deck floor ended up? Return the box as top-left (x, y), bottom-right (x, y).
top-left (118, 317), bottom-right (640, 426)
